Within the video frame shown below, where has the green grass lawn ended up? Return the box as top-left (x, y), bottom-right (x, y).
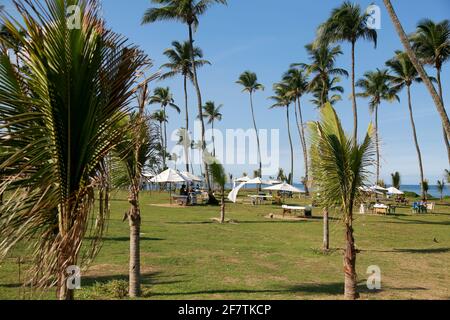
top-left (1, 190), bottom-right (449, 300)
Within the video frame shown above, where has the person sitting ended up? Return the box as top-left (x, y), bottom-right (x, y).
top-left (180, 184), bottom-right (188, 196)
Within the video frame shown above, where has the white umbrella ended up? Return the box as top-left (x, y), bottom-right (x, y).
top-left (371, 185), bottom-right (389, 192)
top-left (235, 176), bottom-right (251, 183)
top-left (245, 177), bottom-right (271, 185)
top-left (180, 171), bottom-right (202, 182)
top-left (268, 179), bottom-right (282, 185)
top-left (264, 182), bottom-right (305, 193)
top-left (142, 171), bottom-right (154, 178)
top-left (387, 187), bottom-right (404, 195)
top-left (359, 186), bottom-right (383, 195)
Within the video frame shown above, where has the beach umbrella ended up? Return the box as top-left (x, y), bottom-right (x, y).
top-left (264, 182), bottom-right (305, 193)
top-left (245, 177), bottom-right (271, 185)
top-left (371, 185), bottom-right (389, 192)
top-left (387, 187), bottom-right (404, 195)
top-left (268, 179), bottom-right (282, 185)
top-left (235, 176), bottom-right (251, 183)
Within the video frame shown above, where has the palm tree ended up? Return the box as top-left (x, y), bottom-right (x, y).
top-left (0, 0), bottom-right (148, 300)
top-left (236, 71), bottom-right (264, 180)
top-left (270, 82), bottom-right (294, 184)
top-left (151, 109), bottom-right (169, 167)
top-left (160, 40), bottom-right (211, 171)
top-left (192, 140), bottom-right (204, 177)
top-left (356, 69), bottom-right (399, 183)
top-left (112, 80), bottom-right (159, 298)
top-left (310, 76), bottom-right (345, 108)
top-left (309, 103), bottom-right (375, 300)
top-left (391, 172), bottom-right (401, 189)
top-left (387, 51), bottom-right (428, 199)
top-left (300, 44), bottom-right (348, 107)
top-left (209, 160), bottom-right (227, 223)
top-left (202, 101), bottom-right (223, 157)
top-left (316, 1), bottom-right (377, 142)
top-left (437, 180), bottom-right (445, 201)
top-left (421, 179), bottom-right (429, 201)
top-left (277, 168), bottom-right (286, 182)
top-left (382, 0), bottom-right (450, 143)
top-left (142, 0), bottom-right (228, 193)
top-left (149, 87), bottom-right (180, 169)
top-left (411, 19), bottom-right (450, 165)
top-left (283, 67), bottom-right (310, 195)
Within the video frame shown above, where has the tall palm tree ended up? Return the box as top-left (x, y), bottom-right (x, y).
top-left (0, 0), bottom-right (148, 300)
top-left (316, 1), bottom-right (377, 142)
top-left (382, 0), bottom-right (450, 144)
top-left (356, 69), bottom-right (399, 183)
top-left (202, 101), bottom-right (223, 157)
top-left (236, 71), bottom-right (264, 180)
top-left (391, 172), bottom-right (401, 189)
top-left (192, 140), bottom-right (204, 177)
top-left (142, 0), bottom-right (228, 193)
top-left (309, 103), bottom-right (375, 300)
top-left (437, 180), bottom-right (445, 201)
top-left (270, 82), bottom-right (294, 184)
top-left (310, 76), bottom-right (345, 108)
top-left (300, 44), bottom-right (348, 107)
top-left (149, 87), bottom-right (180, 169)
top-left (160, 40), bottom-right (211, 171)
top-left (283, 67), bottom-right (310, 194)
top-left (209, 160), bottom-right (227, 223)
top-left (151, 110), bottom-right (168, 167)
top-left (411, 19), bottom-right (450, 165)
top-left (387, 51), bottom-right (428, 199)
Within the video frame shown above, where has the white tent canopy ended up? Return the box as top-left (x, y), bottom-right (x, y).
top-left (180, 171), bottom-right (202, 182)
top-left (264, 183), bottom-right (305, 193)
top-left (245, 177), bottom-right (271, 185)
top-left (142, 171), bottom-right (154, 178)
top-left (150, 168), bottom-right (188, 183)
top-left (387, 187), bottom-right (404, 195)
top-left (372, 185), bottom-right (389, 192)
top-left (235, 176), bottom-right (251, 183)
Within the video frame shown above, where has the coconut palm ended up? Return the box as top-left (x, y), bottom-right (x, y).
top-left (202, 101), bottom-right (223, 157)
top-left (0, 0), bottom-right (148, 300)
top-left (391, 172), bottom-right (401, 189)
top-left (437, 180), bottom-right (445, 201)
top-left (209, 160), bottom-right (227, 223)
top-left (356, 69), bottom-right (399, 183)
top-left (386, 51), bottom-right (427, 199)
top-left (283, 67), bottom-right (310, 195)
top-left (192, 140), bottom-right (204, 177)
top-left (236, 71), bottom-right (264, 180)
top-left (299, 44), bottom-right (348, 107)
top-left (308, 102), bottom-right (375, 300)
top-left (142, 0), bottom-right (228, 193)
top-left (382, 0), bottom-right (450, 143)
top-left (310, 76), bottom-right (345, 108)
top-left (160, 40), bottom-right (211, 171)
top-left (421, 179), bottom-right (429, 200)
top-left (150, 109), bottom-right (168, 167)
top-left (270, 82), bottom-right (294, 184)
top-left (411, 19), bottom-right (450, 165)
top-left (277, 168), bottom-right (286, 182)
top-left (316, 2), bottom-right (377, 142)
top-left (149, 87), bottom-right (180, 169)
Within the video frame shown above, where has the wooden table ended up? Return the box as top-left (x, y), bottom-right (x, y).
top-left (248, 195), bottom-right (273, 205)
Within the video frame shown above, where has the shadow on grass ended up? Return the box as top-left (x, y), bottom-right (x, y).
top-left (361, 247), bottom-right (450, 254)
top-left (82, 271), bottom-right (186, 288)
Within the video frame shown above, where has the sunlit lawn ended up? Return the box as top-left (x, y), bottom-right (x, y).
top-left (1, 190), bottom-right (449, 300)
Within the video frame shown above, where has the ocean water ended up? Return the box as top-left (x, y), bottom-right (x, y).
top-left (232, 183), bottom-right (449, 198)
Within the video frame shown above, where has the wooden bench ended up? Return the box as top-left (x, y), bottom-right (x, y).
top-left (172, 195), bottom-right (188, 206)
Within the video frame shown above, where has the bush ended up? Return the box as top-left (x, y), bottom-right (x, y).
top-left (90, 280), bottom-right (128, 300)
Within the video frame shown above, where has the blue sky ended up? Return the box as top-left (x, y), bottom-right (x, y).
top-left (3, 0), bottom-right (450, 184)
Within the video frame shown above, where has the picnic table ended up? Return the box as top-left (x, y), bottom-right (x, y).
top-left (172, 195), bottom-right (188, 206)
top-left (248, 195), bottom-right (273, 205)
top-left (282, 205), bottom-right (313, 217)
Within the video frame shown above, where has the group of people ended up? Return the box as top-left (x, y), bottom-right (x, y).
top-left (179, 183), bottom-right (201, 205)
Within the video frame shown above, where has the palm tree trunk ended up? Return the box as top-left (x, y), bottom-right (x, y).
top-left (220, 190), bottom-right (225, 223)
top-left (183, 75), bottom-right (190, 172)
top-left (383, 0), bottom-right (450, 141)
top-left (375, 104), bottom-right (380, 183)
top-left (163, 106), bottom-right (168, 169)
top-left (249, 92), bottom-right (263, 185)
top-left (286, 104), bottom-right (294, 185)
top-left (159, 121), bottom-right (164, 169)
top-left (323, 208), bottom-right (329, 251)
top-left (297, 97), bottom-right (309, 195)
top-left (351, 41), bottom-right (358, 143)
top-left (407, 86), bottom-right (426, 199)
top-left (344, 218), bottom-right (358, 300)
top-left (212, 121), bottom-right (216, 157)
top-left (188, 23), bottom-right (211, 192)
top-left (436, 69), bottom-right (450, 165)
top-left (128, 185), bottom-right (141, 298)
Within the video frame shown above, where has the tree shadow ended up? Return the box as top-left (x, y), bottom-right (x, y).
top-left (360, 247), bottom-right (450, 254)
top-left (81, 271), bottom-right (186, 288)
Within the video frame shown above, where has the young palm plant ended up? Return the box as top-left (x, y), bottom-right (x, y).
top-left (308, 103), bottom-right (375, 300)
top-left (411, 19), bottom-right (450, 165)
top-left (149, 87), bottom-right (180, 169)
top-left (437, 180), bottom-right (445, 201)
top-left (142, 0), bottom-right (228, 193)
top-left (382, 0), bottom-right (450, 142)
top-left (209, 160), bottom-right (227, 223)
top-left (270, 82), bottom-right (295, 184)
top-left (283, 67), bottom-right (310, 195)
top-left (202, 101), bottom-right (223, 157)
top-left (160, 40), bottom-right (211, 171)
top-left (316, 2), bottom-right (377, 142)
top-left (386, 51), bottom-right (427, 199)
top-left (236, 71), bottom-right (265, 180)
top-left (0, 0), bottom-right (148, 300)
top-left (391, 172), bottom-right (401, 189)
top-left (356, 69), bottom-right (399, 183)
